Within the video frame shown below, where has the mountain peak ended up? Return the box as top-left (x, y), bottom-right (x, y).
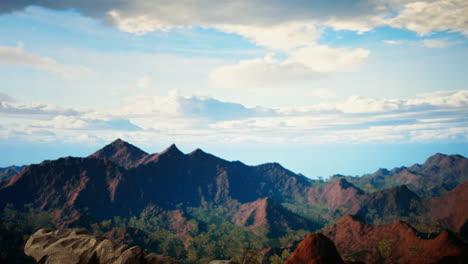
top-left (189, 148), bottom-right (206, 156)
top-left (111, 138), bottom-right (126, 145)
top-left (160, 144), bottom-right (184, 157)
top-left (90, 139), bottom-right (148, 169)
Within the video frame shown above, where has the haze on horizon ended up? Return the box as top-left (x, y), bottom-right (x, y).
top-left (0, 0), bottom-right (467, 178)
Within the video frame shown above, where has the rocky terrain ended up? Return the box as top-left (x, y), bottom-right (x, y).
top-left (323, 215), bottom-right (468, 264)
top-left (0, 139), bottom-right (466, 263)
top-left (285, 233), bottom-right (345, 264)
top-left (24, 228), bottom-right (178, 264)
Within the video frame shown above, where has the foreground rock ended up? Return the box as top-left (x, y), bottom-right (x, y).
top-left (24, 228), bottom-right (178, 264)
top-left (286, 233), bottom-right (345, 264)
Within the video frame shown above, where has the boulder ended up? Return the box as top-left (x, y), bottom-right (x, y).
top-left (24, 228), bottom-right (178, 264)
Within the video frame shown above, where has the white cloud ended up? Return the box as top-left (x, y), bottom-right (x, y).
top-left (323, 15), bottom-right (386, 34)
top-left (1, 89), bottom-right (467, 145)
top-left (217, 23), bottom-right (321, 52)
top-left (0, 101), bottom-right (82, 116)
top-left (210, 24), bottom-right (369, 91)
top-left (3, 0), bottom-right (468, 39)
top-left (382, 40), bottom-right (401, 45)
top-left (209, 54), bottom-right (325, 92)
top-left (107, 9), bottom-right (174, 35)
top-left (0, 43), bottom-right (91, 77)
top-left (420, 38), bottom-right (462, 48)
top-left (287, 45), bottom-right (370, 72)
top-left (34, 116), bottom-right (89, 129)
top-left (387, 0), bottom-right (468, 36)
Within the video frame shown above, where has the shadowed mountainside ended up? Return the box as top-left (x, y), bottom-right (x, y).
top-left (323, 215), bottom-right (468, 264)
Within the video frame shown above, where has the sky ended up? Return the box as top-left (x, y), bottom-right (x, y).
top-left (0, 0), bottom-right (467, 178)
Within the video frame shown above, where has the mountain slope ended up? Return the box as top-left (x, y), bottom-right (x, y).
top-left (0, 157), bottom-right (127, 226)
top-left (426, 181), bottom-right (468, 234)
top-left (323, 215), bottom-right (468, 264)
top-left (306, 179), bottom-right (364, 213)
top-left (90, 138), bottom-right (149, 169)
top-left (355, 185), bottom-right (424, 223)
top-left (232, 197), bottom-right (320, 237)
top-left (0, 165), bottom-right (25, 182)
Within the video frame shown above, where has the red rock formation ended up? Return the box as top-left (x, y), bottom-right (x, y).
top-left (286, 233), bottom-right (345, 264)
top-left (232, 198), bottom-right (319, 237)
top-left (323, 215), bottom-right (468, 264)
top-left (306, 179), bottom-right (364, 213)
top-left (426, 181), bottom-right (468, 233)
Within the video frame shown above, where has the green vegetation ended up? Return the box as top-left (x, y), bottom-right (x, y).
top-left (0, 204), bottom-right (55, 264)
top-left (87, 205), bottom-right (313, 264)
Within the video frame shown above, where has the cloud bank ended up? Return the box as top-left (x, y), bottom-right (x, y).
top-left (1, 90), bottom-right (467, 145)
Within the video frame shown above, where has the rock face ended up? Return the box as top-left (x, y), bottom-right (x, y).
top-left (232, 197), bottom-right (319, 237)
top-left (24, 228), bottom-right (178, 264)
top-left (426, 181), bottom-right (468, 234)
top-left (323, 215), bottom-right (468, 264)
top-left (90, 138), bottom-right (149, 169)
top-left (285, 233), bottom-right (344, 264)
top-left (356, 185), bottom-right (424, 222)
top-left (306, 179), bottom-right (364, 213)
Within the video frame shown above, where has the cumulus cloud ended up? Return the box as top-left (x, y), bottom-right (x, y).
top-left (210, 24), bottom-right (369, 91)
top-left (110, 89), bottom-right (265, 121)
top-left (1, 0), bottom-right (467, 39)
top-left (209, 54), bottom-right (325, 92)
top-left (387, 0), bottom-right (468, 36)
top-left (0, 43), bottom-right (91, 77)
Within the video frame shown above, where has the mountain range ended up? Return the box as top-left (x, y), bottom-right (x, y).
top-left (0, 139), bottom-right (467, 263)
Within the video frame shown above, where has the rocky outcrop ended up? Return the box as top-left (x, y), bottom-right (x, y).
top-left (323, 215), bottom-right (468, 264)
top-left (306, 179), bottom-right (364, 213)
top-left (426, 181), bottom-right (468, 234)
top-left (24, 228), bottom-right (178, 264)
top-left (285, 233), bottom-right (345, 264)
top-left (232, 197), bottom-right (320, 237)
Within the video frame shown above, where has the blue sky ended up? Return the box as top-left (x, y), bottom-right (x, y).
top-left (0, 1), bottom-right (467, 178)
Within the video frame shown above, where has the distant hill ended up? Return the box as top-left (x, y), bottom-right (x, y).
top-left (0, 165), bottom-right (25, 182)
top-left (331, 153), bottom-right (468, 197)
